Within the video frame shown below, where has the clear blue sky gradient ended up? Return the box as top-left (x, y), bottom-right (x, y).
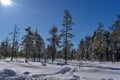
top-left (0, 0), bottom-right (120, 48)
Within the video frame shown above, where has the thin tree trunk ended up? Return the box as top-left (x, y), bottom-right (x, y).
top-left (34, 52), bottom-right (36, 62)
top-left (11, 26), bottom-right (17, 61)
top-left (38, 49), bottom-right (41, 62)
top-left (52, 39), bottom-right (55, 63)
top-left (65, 24), bottom-right (68, 64)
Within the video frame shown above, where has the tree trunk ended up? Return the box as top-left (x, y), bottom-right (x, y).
top-left (64, 22), bottom-right (68, 64)
top-left (34, 52), bottom-right (36, 62)
top-left (52, 43), bottom-right (55, 63)
top-left (38, 50), bottom-right (41, 62)
top-left (11, 26), bottom-right (17, 61)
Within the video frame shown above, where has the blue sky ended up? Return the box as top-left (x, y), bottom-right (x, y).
top-left (0, 0), bottom-right (120, 48)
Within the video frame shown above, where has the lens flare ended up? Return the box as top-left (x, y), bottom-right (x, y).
top-left (0, 0), bottom-right (11, 6)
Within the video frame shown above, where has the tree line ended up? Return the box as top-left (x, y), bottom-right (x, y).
top-left (0, 10), bottom-right (120, 64)
top-left (78, 16), bottom-right (120, 63)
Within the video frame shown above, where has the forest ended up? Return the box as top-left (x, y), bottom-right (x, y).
top-left (0, 10), bottom-right (120, 64)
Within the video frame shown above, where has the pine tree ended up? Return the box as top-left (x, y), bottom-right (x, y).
top-left (70, 49), bottom-right (76, 61)
top-left (84, 36), bottom-right (91, 60)
top-left (46, 45), bottom-right (52, 59)
top-left (109, 15), bottom-right (120, 62)
top-left (0, 37), bottom-right (11, 58)
top-left (78, 39), bottom-right (85, 62)
top-left (47, 25), bottom-right (61, 63)
top-left (10, 25), bottom-right (19, 61)
top-left (22, 26), bottom-right (34, 62)
top-left (60, 10), bottom-right (74, 64)
top-left (34, 29), bottom-right (45, 61)
top-left (103, 30), bottom-right (110, 61)
top-left (91, 22), bottom-right (105, 62)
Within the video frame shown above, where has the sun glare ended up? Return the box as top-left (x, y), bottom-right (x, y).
top-left (0, 0), bottom-right (11, 6)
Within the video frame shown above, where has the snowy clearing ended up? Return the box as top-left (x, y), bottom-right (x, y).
top-left (0, 59), bottom-right (120, 80)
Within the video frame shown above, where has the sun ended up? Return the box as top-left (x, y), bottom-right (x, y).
top-left (0, 0), bottom-right (11, 6)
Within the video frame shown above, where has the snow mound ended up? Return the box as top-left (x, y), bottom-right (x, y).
top-left (55, 67), bottom-right (71, 74)
top-left (71, 68), bottom-right (79, 73)
top-left (55, 67), bottom-right (79, 75)
top-left (0, 69), bottom-right (18, 80)
top-left (0, 69), bottom-right (16, 77)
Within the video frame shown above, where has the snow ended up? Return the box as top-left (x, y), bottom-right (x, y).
top-left (0, 59), bottom-right (120, 80)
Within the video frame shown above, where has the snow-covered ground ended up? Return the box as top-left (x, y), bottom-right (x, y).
top-left (0, 58), bottom-right (120, 80)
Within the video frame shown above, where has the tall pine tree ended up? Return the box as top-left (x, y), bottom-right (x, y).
top-left (60, 10), bottom-right (74, 64)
